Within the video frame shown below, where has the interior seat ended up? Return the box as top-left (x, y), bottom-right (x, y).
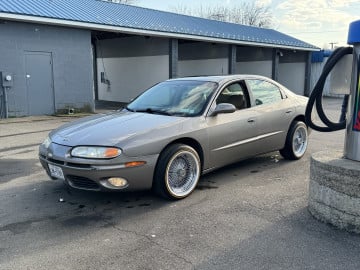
top-left (227, 94), bottom-right (246, 110)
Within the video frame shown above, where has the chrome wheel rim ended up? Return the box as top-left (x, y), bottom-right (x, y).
top-left (165, 150), bottom-right (200, 198)
top-left (292, 125), bottom-right (308, 158)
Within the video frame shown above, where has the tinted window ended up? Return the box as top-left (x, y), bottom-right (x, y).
top-left (246, 79), bottom-right (282, 106)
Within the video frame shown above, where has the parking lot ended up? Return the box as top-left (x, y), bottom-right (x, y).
top-left (0, 98), bottom-right (359, 270)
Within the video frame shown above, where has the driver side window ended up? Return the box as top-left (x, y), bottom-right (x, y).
top-left (216, 82), bottom-right (249, 110)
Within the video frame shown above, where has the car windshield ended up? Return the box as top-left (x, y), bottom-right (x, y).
top-left (126, 80), bottom-right (218, 117)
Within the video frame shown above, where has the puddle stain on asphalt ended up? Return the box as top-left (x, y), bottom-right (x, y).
top-left (61, 214), bottom-right (112, 227)
top-left (44, 199), bottom-right (148, 227)
top-left (196, 180), bottom-right (219, 190)
top-left (138, 203), bottom-right (151, 207)
top-left (58, 195), bottom-right (153, 216)
top-left (0, 216), bottom-right (57, 234)
top-left (196, 185), bottom-right (219, 190)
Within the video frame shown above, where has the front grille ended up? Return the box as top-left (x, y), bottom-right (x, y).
top-left (66, 162), bottom-right (91, 169)
top-left (67, 175), bottom-right (100, 190)
top-left (48, 158), bottom-right (65, 165)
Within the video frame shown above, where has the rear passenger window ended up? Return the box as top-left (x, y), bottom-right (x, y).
top-left (246, 79), bottom-right (282, 106)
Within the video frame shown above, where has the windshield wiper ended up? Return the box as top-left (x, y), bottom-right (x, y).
top-left (133, 108), bottom-right (172, 116)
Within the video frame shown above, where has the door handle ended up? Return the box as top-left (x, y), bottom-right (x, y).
top-left (286, 110), bottom-right (293, 114)
top-left (247, 118), bottom-right (255, 123)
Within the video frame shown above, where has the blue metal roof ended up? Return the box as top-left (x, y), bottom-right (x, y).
top-left (0, 0), bottom-right (318, 50)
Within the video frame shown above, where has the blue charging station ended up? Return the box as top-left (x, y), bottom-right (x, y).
top-left (307, 20), bottom-right (360, 234)
top-left (345, 20), bottom-right (360, 161)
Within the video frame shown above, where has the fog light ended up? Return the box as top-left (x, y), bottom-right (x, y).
top-left (108, 177), bottom-right (128, 187)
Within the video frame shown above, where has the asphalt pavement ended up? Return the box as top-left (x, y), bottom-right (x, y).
top-left (0, 98), bottom-right (359, 270)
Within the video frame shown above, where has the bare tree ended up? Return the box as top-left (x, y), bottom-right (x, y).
top-left (171, 2), bottom-right (273, 28)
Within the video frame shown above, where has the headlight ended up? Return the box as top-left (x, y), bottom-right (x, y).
top-left (42, 136), bottom-right (51, 148)
top-left (71, 146), bottom-right (122, 159)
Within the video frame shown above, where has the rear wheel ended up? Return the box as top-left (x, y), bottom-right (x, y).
top-left (280, 121), bottom-right (308, 160)
top-left (153, 144), bottom-right (201, 200)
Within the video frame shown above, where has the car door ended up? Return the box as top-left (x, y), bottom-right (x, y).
top-left (245, 79), bottom-right (295, 153)
top-left (205, 81), bottom-right (260, 169)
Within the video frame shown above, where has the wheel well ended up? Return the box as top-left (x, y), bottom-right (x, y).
top-left (293, 115), bottom-right (306, 125)
top-left (280, 115), bottom-right (306, 151)
top-left (166, 138), bottom-right (204, 167)
top-left (155, 138), bottom-right (204, 171)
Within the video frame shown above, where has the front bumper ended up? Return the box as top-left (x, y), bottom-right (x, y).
top-left (39, 143), bottom-right (158, 192)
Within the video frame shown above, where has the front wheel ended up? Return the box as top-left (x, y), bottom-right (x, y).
top-left (153, 144), bottom-right (201, 200)
top-left (280, 121), bottom-right (308, 160)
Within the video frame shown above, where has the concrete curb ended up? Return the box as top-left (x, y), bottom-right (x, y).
top-left (309, 150), bottom-right (360, 233)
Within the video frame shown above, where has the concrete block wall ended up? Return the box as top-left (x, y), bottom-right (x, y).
top-left (0, 21), bottom-right (94, 116)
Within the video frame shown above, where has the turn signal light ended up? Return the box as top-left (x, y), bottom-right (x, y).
top-left (125, 161), bottom-right (146, 168)
top-left (104, 148), bottom-right (121, 158)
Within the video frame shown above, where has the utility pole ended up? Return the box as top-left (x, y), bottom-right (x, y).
top-left (329, 42), bottom-right (338, 49)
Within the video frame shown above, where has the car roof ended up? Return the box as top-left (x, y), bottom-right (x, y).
top-left (165, 74), bottom-right (296, 96)
top-left (167, 74), bottom-right (272, 84)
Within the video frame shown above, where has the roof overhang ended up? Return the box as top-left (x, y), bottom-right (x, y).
top-left (0, 12), bottom-right (319, 51)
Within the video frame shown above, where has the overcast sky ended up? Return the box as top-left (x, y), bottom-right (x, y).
top-left (136, 0), bottom-right (360, 48)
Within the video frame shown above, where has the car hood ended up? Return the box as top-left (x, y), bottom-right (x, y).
top-left (50, 111), bottom-right (187, 147)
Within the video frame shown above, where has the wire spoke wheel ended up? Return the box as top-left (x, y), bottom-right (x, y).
top-left (154, 144), bottom-right (200, 200)
top-left (166, 150), bottom-right (200, 197)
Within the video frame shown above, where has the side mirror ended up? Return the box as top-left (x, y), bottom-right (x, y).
top-left (209, 103), bottom-right (236, 116)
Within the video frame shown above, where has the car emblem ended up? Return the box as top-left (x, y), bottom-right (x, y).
top-left (48, 152), bottom-right (53, 158)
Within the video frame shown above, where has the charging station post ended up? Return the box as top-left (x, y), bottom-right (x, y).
top-left (307, 20), bottom-right (360, 234)
top-left (345, 20), bottom-right (360, 161)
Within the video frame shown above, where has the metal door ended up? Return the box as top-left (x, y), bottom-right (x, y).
top-left (25, 52), bottom-right (55, 115)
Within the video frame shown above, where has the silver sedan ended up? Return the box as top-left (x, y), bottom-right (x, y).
top-left (39, 75), bottom-right (309, 200)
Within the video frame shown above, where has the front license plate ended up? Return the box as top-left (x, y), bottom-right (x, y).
top-left (48, 164), bottom-right (65, 180)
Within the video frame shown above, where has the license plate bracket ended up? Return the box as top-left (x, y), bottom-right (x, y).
top-left (48, 164), bottom-right (65, 180)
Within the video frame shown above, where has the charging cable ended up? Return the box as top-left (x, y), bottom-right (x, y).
top-left (305, 47), bottom-right (353, 132)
